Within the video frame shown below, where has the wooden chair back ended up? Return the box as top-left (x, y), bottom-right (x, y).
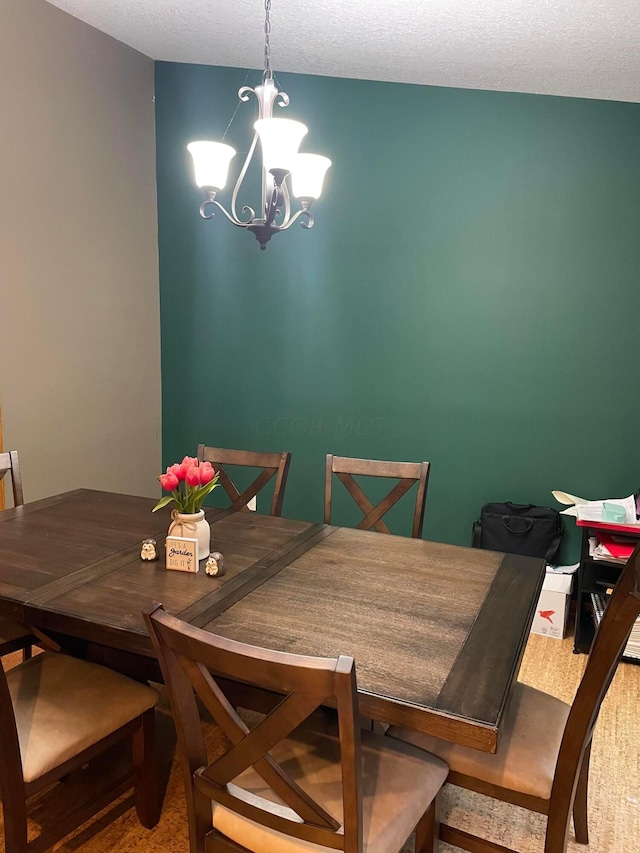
top-left (324, 455), bottom-right (430, 538)
top-left (548, 544), bottom-right (640, 846)
top-left (0, 451), bottom-right (24, 507)
top-left (0, 445), bottom-right (30, 658)
top-left (197, 445), bottom-right (291, 517)
top-left (145, 604), bottom-right (363, 853)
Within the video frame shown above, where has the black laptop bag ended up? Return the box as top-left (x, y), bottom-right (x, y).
top-left (471, 502), bottom-right (563, 561)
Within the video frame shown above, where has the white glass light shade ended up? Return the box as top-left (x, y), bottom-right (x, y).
top-left (187, 141), bottom-right (236, 190)
top-left (254, 118), bottom-right (308, 172)
top-left (291, 154), bottom-right (332, 200)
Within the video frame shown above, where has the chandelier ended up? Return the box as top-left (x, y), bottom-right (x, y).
top-left (187, 0), bottom-right (331, 251)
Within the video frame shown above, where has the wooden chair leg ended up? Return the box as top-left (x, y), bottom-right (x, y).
top-left (191, 787), bottom-right (215, 853)
top-left (573, 742), bottom-right (591, 845)
top-left (22, 645), bottom-right (32, 662)
top-left (132, 708), bottom-right (160, 829)
top-left (414, 796), bottom-right (440, 853)
top-left (0, 780), bottom-right (29, 853)
top-left (544, 794), bottom-right (573, 853)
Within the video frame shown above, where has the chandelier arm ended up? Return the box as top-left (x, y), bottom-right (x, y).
top-left (264, 183), bottom-right (285, 227)
top-left (231, 131), bottom-right (260, 223)
top-left (278, 207), bottom-right (314, 231)
top-left (280, 181), bottom-right (291, 227)
top-left (199, 198), bottom-right (250, 227)
top-left (239, 81), bottom-right (283, 119)
top-left (240, 204), bottom-right (258, 220)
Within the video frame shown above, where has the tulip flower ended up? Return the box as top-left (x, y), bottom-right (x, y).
top-left (185, 465), bottom-right (201, 487)
top-left (152, 456), bottom-right (220, 513)
top-left (200, 462), bottom-right (216, 485)
top-left (158, 470), bottom-right (179, 491)
top-left (168, 462), bottom-right (186, 481)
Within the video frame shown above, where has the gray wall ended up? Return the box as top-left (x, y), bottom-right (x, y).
top-left (0, 0), bottom-right (161, 503)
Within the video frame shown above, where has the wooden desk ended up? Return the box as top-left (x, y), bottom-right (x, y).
top-left (0, 489), bottom-right (545, 753)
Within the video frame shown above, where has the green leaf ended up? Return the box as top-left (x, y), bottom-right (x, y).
top-left (152, 495), bottom-right (174, 512)
top-left (200, 480), bottom-right (220, 499)
top-left (189, 479), bottom-right (220, 511)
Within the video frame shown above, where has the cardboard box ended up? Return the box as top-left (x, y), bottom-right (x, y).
top-left (530, 572), bottom-right (573, 639)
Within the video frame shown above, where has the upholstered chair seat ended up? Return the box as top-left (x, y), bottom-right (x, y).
top-left (388, 682), bottom-right (570, 800)
top-left (212, 720), bottom-right (448, 853)
top-left (7, 652), bottom-right (158, 783)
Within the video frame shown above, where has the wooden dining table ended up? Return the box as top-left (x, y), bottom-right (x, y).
top-left (0, 489), bottom-right (545, 753)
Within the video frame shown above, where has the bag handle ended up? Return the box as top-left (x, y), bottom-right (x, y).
top-left (502, 515), bottom-right (534, 535)
top-left (504, 502), bottom-right (536, 513)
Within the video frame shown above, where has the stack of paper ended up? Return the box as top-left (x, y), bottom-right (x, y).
top-left (552, 490), bottom-right (640, 527)
top-left (591, 593), bottom-right (640, 661)
top-left (546, 562), bottom-right (579, 575)
top-left (627, 621), bottom-right (640, 661)
top-left (576, 495), bottom-right (638, 525)
top-left (588, 536), bottom-right (634, 564)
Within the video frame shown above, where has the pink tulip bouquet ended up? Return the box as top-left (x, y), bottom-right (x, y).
top-left (153, 456), bottom-right (220, 514)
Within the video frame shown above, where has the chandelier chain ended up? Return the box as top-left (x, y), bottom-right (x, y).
top-left (263, 0), bottom-right (272, 81)
top-left (221, 70), bottom-right (252, 143)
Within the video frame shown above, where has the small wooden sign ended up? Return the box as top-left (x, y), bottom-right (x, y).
top-left (165, 536), bottom-right (199, 573)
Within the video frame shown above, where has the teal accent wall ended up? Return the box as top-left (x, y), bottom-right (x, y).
top-left (156, 63), bottom-right (640, 560)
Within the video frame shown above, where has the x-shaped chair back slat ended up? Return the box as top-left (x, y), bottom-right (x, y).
top-left (325, 455), bottom-right (430, 539)
top-left (183, 658), bottom-right (338, 828)
top-left (145, 606), bottom-right (363, 852)
top-left (197, 445), bottom-right (291, 517)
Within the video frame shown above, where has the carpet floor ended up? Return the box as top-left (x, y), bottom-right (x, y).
top-left (2, 625), bottom-right (639, 852)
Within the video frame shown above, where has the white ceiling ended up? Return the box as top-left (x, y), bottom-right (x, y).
top-left (45, 0), bottom-right (640, 103)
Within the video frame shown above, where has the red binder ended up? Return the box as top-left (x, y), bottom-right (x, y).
top-left (595, 533), bottom-right (636, 559)
top-left (576, 519), bottom-right (640, 536)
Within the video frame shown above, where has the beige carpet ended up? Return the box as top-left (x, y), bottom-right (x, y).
top-left (2, 626), bottom-right (639, 853)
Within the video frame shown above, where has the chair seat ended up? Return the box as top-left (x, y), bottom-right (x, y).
top-left (387, 682), bottom-right (570, 801)
top-left (211, 717), bottom-right (448, 853)
top-left (7, 652), bottom-right (158, 783)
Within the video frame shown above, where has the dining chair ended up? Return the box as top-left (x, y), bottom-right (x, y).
top-left (324, 455), bottom-right (430, 538)
top-left (0, 651), bottom-right (160, 852)
top-left (0, 449), bottom-right (35, 661)
top-left (145, 603), bottom-right (449, 853)
top-left (196, 445), bottom-right (291, 517)
top-left (0, 449), bottom-right (24, 508)
top-left (386, 541), bottom-right (640, 853)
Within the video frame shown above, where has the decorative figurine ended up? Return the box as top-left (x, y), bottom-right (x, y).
top-left (140, 538), bottom-right (159, 561)
top-left (205, 551), bottom-right (225, 577)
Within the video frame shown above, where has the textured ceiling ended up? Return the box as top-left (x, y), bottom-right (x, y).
top-left (45, 0), bottom-right (640, 103)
